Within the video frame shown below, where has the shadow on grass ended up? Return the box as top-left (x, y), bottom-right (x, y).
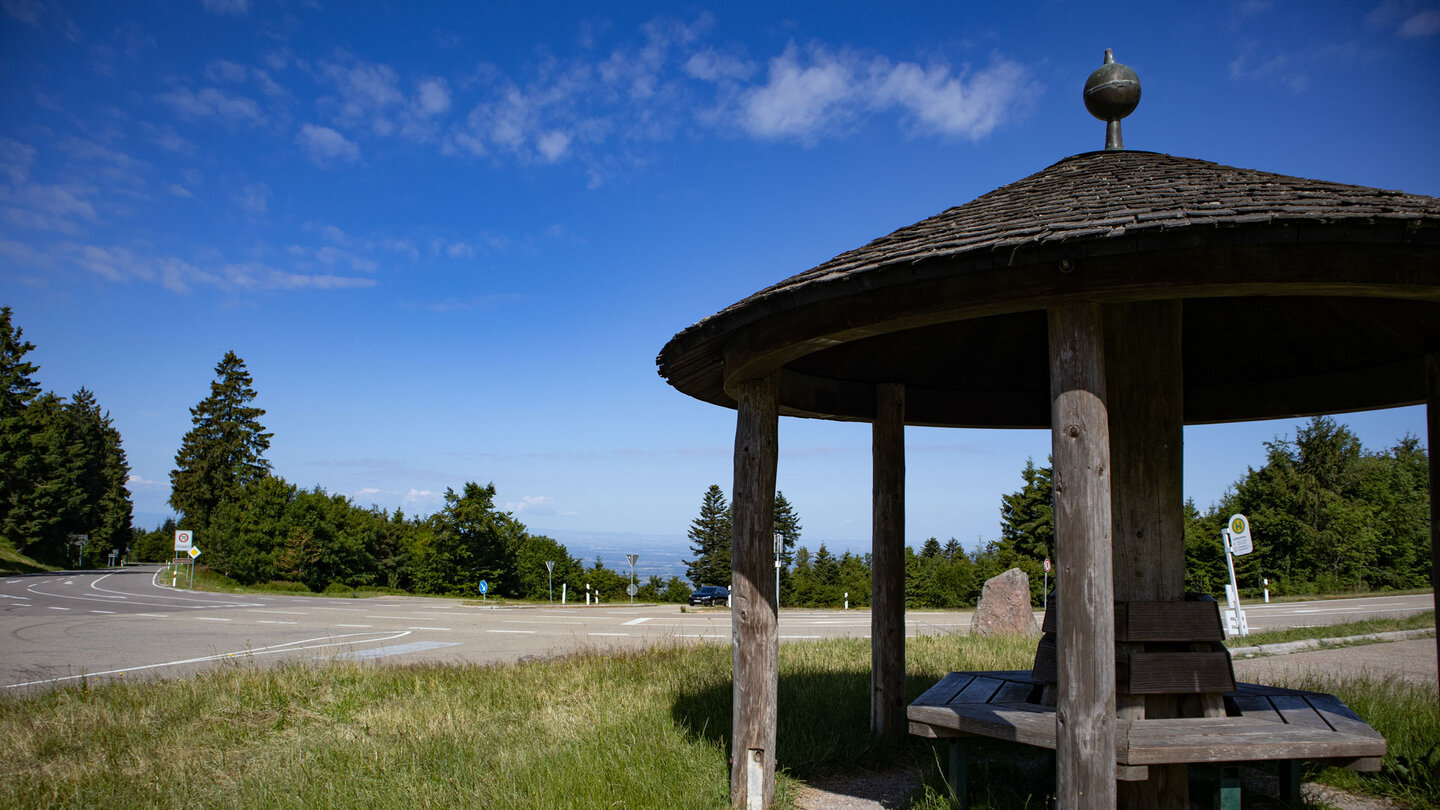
top-left (670, 664), bottom-right (1058, 807)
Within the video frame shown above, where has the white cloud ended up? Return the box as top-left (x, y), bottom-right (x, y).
top-left (415, 77), bottom-right (451, 116)
top-left (159, 86), bottom-right (266, 124)
top-left (168, 184), bottom-right (193, 198)
top-left (127, 474), bottom-right (165, 487)
top-left (297, 123), bottom-right (361, 165)
top-left (2, 0), bottom-right (42, 25)
top-left (205, 59), bottom-right (249, 83)
top-left (237, 182), bottom-right (269, 214)
top-left (684, 48), bottom-right (754, 82)
top-left (1401, 8), bottom-right (1440, 34)
top-left (0, 181), bottom-right (97, 233)
top-left (0, 136), bottom-right (36, 184)
top-left (200, 0), bottom-right (248, 15)
top-left (506, 495), bottom-right (557, 515)
top-left (872, 56), bottom-right (1030, 139)
top-left (739, 44), bottom-right (856, 142)
top-left (536, 130), bottom-right (571, 162)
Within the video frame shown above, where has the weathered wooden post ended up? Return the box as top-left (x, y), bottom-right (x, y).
top-left (871, 382), bottom-right (906, 742)
top-left (1106, 301), bottom-right (1187, 808)
top-left (731, 374), bottom-right (779, 810)
top-left (1048, 302), bottom-right (1116, 809)
top-left (1428, 351), bottom-right (1439, 702)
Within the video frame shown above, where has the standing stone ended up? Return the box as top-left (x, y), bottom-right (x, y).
top-left (971, 568), bottom-right (1040, 637)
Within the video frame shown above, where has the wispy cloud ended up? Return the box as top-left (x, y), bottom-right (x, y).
top-left (200, 0), bottom-right (248, 15)
top-left (1367, 0), bottom-right (1440, 36)
top-left (159, 86), bottom-right (267, 124)
top-left (236, 182), bottom-right (270, 214)
top-left (732, 43), bottom-right (1033, 144)
top-left (297, 123), bottom-right (360, 165)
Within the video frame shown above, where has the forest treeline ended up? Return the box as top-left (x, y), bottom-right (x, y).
top-left (1, 306), bottom-right (1431, 605)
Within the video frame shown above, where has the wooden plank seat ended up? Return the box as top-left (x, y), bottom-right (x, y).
top-left (908, 670), bottom-right (1386, 776)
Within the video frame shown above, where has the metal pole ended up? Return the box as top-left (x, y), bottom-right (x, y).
top-left (773, 532), bottom-right (782, 609)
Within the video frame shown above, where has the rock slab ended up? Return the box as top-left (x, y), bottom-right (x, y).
top-left (971, 568), bottom-right (1040, 637)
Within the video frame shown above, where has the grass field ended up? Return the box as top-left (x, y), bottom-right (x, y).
top-left (4, 619), bottom-right (1436, 810)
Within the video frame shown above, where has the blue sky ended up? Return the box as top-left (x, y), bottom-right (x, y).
top-left (2, 1), bottom-right (1437, 556)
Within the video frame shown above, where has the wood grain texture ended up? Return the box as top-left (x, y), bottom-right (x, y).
top-left (730, 375), bottom-right (779, 810)
top-left (1048, 301), bottom-right (1117, 808)
top-left (870, 382), bottom-right (907, 743)
top-left (1428, 351), bottom-right (1439, 702)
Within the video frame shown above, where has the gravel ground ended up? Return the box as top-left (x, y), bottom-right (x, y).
top-left (792, 636), bottom-right (1438, 810)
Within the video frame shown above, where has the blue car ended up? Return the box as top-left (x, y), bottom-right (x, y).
top-left (688, 585), bottom-right (729, 606)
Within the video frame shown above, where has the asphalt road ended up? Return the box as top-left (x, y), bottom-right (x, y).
top-left (2, 565), bottom-right (1432, 693)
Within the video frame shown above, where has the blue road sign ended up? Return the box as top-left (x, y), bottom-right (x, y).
top-left (478, 580), bottom-right (489, 594)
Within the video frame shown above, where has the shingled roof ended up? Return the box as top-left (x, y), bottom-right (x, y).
top-left (657, 148), bottom-right (1440, 427)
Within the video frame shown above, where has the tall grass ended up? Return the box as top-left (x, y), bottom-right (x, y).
top-left (2, 628), bottom-right (1430, 809)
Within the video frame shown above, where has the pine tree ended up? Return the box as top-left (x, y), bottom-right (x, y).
top-left (998, 457), bottom-right (1054, 562)
top-left (0, 306), bottom-right (42, 548)
top-left (170, 351), bottom-right (273, 530)
top-left (684, 484), bottom-right (732, 586)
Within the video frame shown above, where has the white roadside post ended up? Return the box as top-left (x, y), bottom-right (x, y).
top-left (773, 532), bottom-right (782, 610)
top-left (1222, 513), bottom-right (1254, 637)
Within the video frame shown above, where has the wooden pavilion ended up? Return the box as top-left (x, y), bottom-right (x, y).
top-left (656, 52), bottom-right (1439, 809)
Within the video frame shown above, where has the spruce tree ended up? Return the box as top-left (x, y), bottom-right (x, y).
top-left (684, 484), bottom-right (732, 586)
top-left (0, 306), bottom-right (42, 547)
top-left (170, 351), bottom-right (272, 530)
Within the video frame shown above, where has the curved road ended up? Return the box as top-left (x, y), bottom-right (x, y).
top-left (1, 566), bottom-right (1431, 693)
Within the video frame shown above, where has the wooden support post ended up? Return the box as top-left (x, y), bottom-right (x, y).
top-left (872, 382), bottom-right (906, 743)
top-left (1279, 760), bottom-right (1303, 808)
top-left (1106, 301), bottom-right (1187, 810)
top-left (731, 374), bottom-right (780, 810)
top-left (1048, 302), bottom-right (1117, 809)
top-left (1428, 351), bottom-right (1439, 703)
top-left (948, 738), bottom-right (969, 810)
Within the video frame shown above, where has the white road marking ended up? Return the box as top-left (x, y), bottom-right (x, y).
top-left (408, 626), bottom-right (451, 631)
top-left (366, 615), bottom-right (413, 620)
top-left (47, 606), bottom-right (71, 611)
top-left (324, 641), bottom-right (461, 661)
top-left (195, 617), bottom-right (231, 622)
top-left (135, 613), bottom-right (168, 618)
top-left (312, 607), bottom-right (366, 612)
top-left (256, 620), bottom-right (297, 624)
top-left (486, 629), bottom-right (535, 634)
top-left (0, 594), bottom-right (30, 600)
top-left (249, 610), bottom-right (306, 615)
top-left (90, 610), bottom-right (116, 614)
top-left (623, 617), bottom-right (653, 626)
top-left (6, 630), bottom-right (414, 689)
top-left (335, 624), bottom-right (372, 628)
top-left (588, 632), bottom-right (628, 637)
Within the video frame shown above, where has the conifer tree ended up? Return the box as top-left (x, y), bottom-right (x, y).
top-left (684, 484), bottom-right (732, 586)
top-left (0, 306), bottom-right (42, 547)
top-left (170, 351), bottom-right (272, 530)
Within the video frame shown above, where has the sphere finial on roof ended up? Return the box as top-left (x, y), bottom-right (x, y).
top-left (1084, 48), bottom-right (1141, 150)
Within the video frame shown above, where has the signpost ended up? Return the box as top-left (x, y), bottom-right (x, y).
top-left (774, 532), bottom-right (783, 608)
top-left (544, 560), bottom-right (555, 604)
top-left (174, 530), bottom-right (194, 553)
top-left (1222, 514), bottom-right (1253, 637)
top-left (1043, 557), bottom-right (1051, 609)
top-left (478, 579), bottom-right (489, 604)
top-left (626, 554), bottom-right (639, 604)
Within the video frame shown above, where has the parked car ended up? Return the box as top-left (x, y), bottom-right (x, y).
top-left (688, 585), bottom-right (729, 606)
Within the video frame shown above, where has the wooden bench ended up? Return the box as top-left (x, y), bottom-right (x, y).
top-left (908, 670), bottom-right (1385, 806)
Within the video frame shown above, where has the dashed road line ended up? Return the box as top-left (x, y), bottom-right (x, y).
top-left (335, 624), bottom-right (372, 628)
top-left (408, 626), bottom-right (451, 631)
top-left (622, 617), bottom-right (653, 626)
top-left (195, 617), bottom-right (231, 622)
top-left (588, 632), bottom-right (628, 637)
top-left (47, 606), bottom-right (71, 611)
top-left (486, 629), bottom-right (535, 634)
top-left (256, 620), bottom-right (297, 625)
top-left (91, 610), bottom-right (116, 614)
